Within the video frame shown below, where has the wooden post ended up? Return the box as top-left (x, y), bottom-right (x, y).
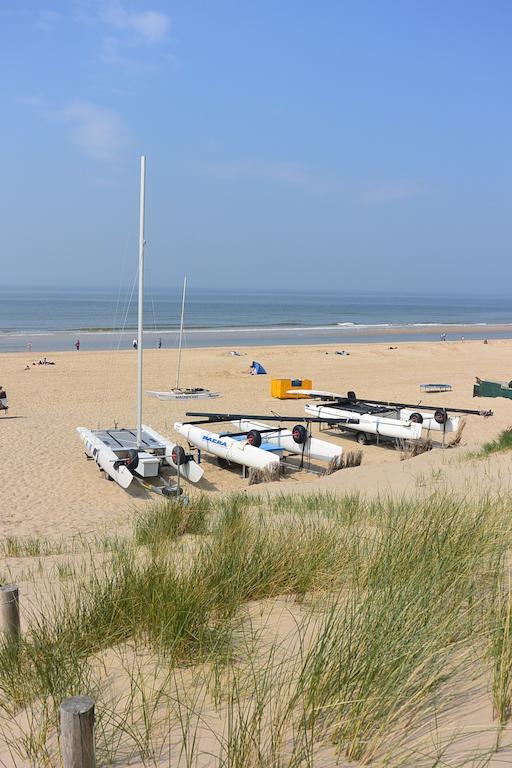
top-left (0, 584), bottom-right (20, 643)
top-left (60, 696), bottom-right (96, 768)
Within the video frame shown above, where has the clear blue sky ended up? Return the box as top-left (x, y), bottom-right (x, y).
top-left (1, 1), bottom-right (511, 292)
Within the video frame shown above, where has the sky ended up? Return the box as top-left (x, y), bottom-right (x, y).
top-left (1, 0), bottom-right (511, 293)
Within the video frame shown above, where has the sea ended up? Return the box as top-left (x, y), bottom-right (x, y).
top-left (1, 287), bottom-right (512, 353)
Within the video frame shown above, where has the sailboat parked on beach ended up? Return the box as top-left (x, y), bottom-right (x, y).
top-left (146, 276), bottom-right (221, 401)
top-left (77, 156), bottom-right (203, 493)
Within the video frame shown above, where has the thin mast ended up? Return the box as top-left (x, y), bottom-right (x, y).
top-left (137, 155), bottom-right (146, 448)
top-left (175, 275), bottom-right (187, 390)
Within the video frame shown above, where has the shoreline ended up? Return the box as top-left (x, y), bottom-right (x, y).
top-left (1, 322), bottom-right (511, 353)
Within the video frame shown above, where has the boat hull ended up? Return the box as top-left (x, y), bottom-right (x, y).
top-left (292, 390), bottom-right (459, 435)
top-left (77, 428), bottom-right (134, 488)
top-left (230, 419), bottom-right (343, 462)
top-left (174, 423), bottom-right (280, 470)
top-left (146, 390), bottom-right (220, 401)
top-left (399, 409), bottom-right (459, 433)
top-left (142, 424), bottom-right (204, 482)
top-left (304, 405), bottom-right (423, 440)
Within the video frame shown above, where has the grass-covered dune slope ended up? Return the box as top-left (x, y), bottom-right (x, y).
top-left (1, 491), bottom-right (512, 766)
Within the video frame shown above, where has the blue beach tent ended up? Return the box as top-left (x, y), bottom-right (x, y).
top-left (251, 361), bottom-right (267, 375)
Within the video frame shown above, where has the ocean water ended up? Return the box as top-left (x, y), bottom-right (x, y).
top-left (1, 287), bottom-right (511, 352)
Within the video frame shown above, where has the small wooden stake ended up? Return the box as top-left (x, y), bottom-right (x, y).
top-left (60, 696), bottom-right (96, 768)
top-left (0, 585), bottom-right (20, 643)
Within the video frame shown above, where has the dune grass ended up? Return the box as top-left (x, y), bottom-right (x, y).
top-left (476, 427), bottom-right (512, 457)
top-left (134, 495), bottom-right (211, 546)
top-left (1, 491), bottom-right (512, 765)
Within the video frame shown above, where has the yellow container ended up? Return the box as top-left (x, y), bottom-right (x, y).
top-left (271, 378), bottom-right (312, 399)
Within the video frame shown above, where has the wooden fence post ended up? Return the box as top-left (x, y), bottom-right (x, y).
top-left (60, 695), bottom-right (96, 768)
top-left (0, 584), bottom-right (20, 643)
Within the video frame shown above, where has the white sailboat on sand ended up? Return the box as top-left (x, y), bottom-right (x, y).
top-left (146, 276), bottom-right (221, 401)
top-left (77, 156), bottom-right (203, 493)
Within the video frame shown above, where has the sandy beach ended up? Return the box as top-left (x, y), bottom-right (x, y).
top-left (2, 337), bottom-right (512, 765)
top-left (2, 337), bottom-right (512, 539)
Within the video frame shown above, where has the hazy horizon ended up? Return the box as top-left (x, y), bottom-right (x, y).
top-left (2, 284), bottom-right (512, 300)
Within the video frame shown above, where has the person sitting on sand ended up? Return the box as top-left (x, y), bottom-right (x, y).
top-left (248, 361), bottom-right (267, 375)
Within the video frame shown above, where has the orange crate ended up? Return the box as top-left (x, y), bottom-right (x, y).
top-left (271, 378), bottom-right (312, 399)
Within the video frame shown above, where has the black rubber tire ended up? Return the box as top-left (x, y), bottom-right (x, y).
top-left (247, 429), bottom-right (262, 447)
top-left (409, 412), bottom-right (424, 424)
top-left (356, 431), bottom-right (369, 445)
top-left (172, 445), bottom-right (187, 466)
top-left (217, 456), bottom-right (230, 469)
top-left (125, 449), bottom-right (139, 471)
top-left (434, 409), bottom-right (448, 425)
top-left (292, 424), bottom-right (307, 444)
top-left (347, 390), bottom-right (356, 400)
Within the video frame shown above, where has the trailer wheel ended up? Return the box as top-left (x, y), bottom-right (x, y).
top-left (409, 412), bottom-right (424, 424)
top-left (217, 457), bottom-right (230, 469)
top-left (292, 424), bottom-right (307, 444)
top-left (172, 445), bottom-right (187, 466)
top-left (434, 409), bottom-right (448, 424)
top-left (125, 449), bottom-right (139, 471)
top-left (247, 429), bottom-right (262, 447)
top-left (356, 432), bottom-right (369, 445)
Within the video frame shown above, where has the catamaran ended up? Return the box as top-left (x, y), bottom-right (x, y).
top-left (174, 411), bottom-right (360, 473)
top-left (146, 276), bottom-right (220, 401)
top-left (295, 389), bottom-right (491, 445)
top-left (77, 156), bottom-right (203, 494)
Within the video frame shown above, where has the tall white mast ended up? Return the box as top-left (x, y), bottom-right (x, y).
top-left (136, 155), bottom-right (146, 448)
top-left (175, 275), bottom-right (187, 390)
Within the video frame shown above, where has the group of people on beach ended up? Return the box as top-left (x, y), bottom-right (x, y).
top-left (72, 337), bottom-right (163, 351)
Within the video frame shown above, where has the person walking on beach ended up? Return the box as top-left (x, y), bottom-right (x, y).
top-left (132, 338), bottom-right (138, 349)
top-left (75, 339), bottom-right (80, 351)
top-left (158, 337), bottom-right (162, 349)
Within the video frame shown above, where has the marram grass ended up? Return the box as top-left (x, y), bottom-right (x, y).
top-left (477, 427), bottom-right (512, 457)
top-left (1, 490), bottom-right (512, 765)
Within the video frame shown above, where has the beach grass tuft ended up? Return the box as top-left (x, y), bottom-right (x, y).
top-left (477, 427), bottom-right (512, 457)
top-left (134, 495), bottom-right (210, 546)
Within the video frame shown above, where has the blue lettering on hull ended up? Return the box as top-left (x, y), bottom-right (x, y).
top-left (202, 434), bottom-right (228, 448)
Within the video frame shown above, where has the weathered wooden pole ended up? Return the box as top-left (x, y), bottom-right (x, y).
top-left (60, 696), bottom-right (96, 768)
top-left (0, 584), bottom-right (20, 643)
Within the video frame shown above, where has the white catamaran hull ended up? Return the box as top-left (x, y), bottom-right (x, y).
top-left (146, 390), bottom-right (220, 401)
top-left (77, 428), bottom-right (134, 489)
top-left (304, 404), bottom-right (423, 441)
top-left (292, 391), bottom-right (456, 437)
top-left (399, 409), bottom-right (460, 433)
top-left (142, 424), bottom-right (204, 482)
top-left (230, 419), bottom-right (343, 463)
top-left (174, 423), bottom-right (280, 470)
